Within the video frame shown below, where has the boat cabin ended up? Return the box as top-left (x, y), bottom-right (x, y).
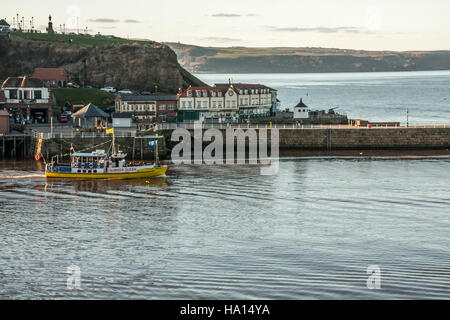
top-left (71, 151), bottom-right (108, 174)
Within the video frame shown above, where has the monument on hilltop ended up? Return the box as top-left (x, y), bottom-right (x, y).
top-left (46, 15), bottom-right (54, 34)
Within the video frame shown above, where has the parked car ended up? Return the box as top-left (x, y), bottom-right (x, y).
top-left (101, 87), bottom-right (117, 93)
top-left (118, 89), bottom-right (133, 95)
top-left (141, 91), bottom-right (151, 95)
top-left (58, 115), bottom-right (68, 123)
top-left (62, 111), bottom-right (73, 117)
top-left (67, 82), bottom-right (80, 88)
top-left (84, 85), bottom-right (93, 89)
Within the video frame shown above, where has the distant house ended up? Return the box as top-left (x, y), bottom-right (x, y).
top-left (115, 94), bottom-right (178, 127)
top-left (293, 99), bottom-right (310, 119)
top-left (32, 68), bottom-right (68, 88)
top-left (0, 19), bottom-right (10, 33)
top-left (178, 83), bottom-right (276, 123)
top-left (1, 76), bottom-right (52, 124)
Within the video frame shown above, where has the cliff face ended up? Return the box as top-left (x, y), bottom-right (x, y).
top-left (167, 42), bottom-right (450, 73)
top-left (0, 36), bottom-right (205, 92)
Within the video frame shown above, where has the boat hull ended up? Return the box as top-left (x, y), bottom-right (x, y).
top-left (46, 165), bottom-right (168, 179)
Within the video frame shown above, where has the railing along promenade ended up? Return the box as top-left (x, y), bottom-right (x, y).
top-left (155, 122), bottom-right (449, 131)
top-left (31, 130), bottom-right (137, 140)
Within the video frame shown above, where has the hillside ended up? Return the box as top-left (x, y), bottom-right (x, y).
top-left (166, 42), bottom-right (450, 73)
top-left (0, 33), bottom-right (206, 93)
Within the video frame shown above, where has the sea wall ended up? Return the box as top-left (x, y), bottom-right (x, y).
top-left (278, 127), bottom-right (449, 149)
top-left (161, 127), bottom-right (450, 152)
top-left (10, 127), bottom-right (450, 161)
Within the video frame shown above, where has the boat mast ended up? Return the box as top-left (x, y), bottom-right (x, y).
top-left (112, 131), bottom-right (116, 154)
top-left (155, 141), bottom-right (159, 165)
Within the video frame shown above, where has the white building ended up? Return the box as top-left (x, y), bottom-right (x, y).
top-left (293, 99), bottom-right (310, 119)
top-left (177, 83), bottom-right (277, 122)
top-left (0, 19), bottom-right (10, 33)
top-left (1, 76), bottom-right (52, 123)
top-left (112, 112), bottom-right (133, 128)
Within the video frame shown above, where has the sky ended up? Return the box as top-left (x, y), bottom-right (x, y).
top-left (3, 0), bottom-right (450, 51)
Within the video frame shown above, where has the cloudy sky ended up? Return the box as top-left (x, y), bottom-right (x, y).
top-left (3, 0), bottom-right (450, 50)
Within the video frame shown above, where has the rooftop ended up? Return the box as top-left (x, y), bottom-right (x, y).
top-left (32, 68), bottom-right (67, 82)
top-left (294, 98), bottom-right (309, 109)
top-left (71, 152), bottom-right (107, 158)
top-left (1, 76), bottom-right (45, 89)
top-left (72, 103), bottom-right (110, 118)
top-left (112, 112), bottom-right (133, 118)
top-left (118, 94), bottom-right (177, 102)
top-left (178, 83), bottom-right (275, 97)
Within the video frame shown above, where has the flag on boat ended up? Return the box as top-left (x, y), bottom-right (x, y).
top-left (106, 128), bottom-right (114, 134)
top-left (149, 140), bottom-right (158, 147)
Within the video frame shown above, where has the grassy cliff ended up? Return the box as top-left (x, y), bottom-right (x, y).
top-left (0, 33), bottom-right (206, 92)
top-left (167, 42), bottom-right (450, 73)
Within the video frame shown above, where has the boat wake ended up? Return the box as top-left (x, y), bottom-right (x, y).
top-left (0, 173), bottom-right (46, 180)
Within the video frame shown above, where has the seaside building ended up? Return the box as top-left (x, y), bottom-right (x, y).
top-left (115, 94), bottom-right (178, 126)
top-left (293, 99), bottom-right (310, 119)
top-left (72, 103), bottom-right (110, 129)
top-left (0, 76), bottom-right (52, 124)
top-left (177, 83), bottom-right (277, 123)
top-left (0, 19), bottom-right (10, 32)
top-left (32, 68), bottom-right (68, 88)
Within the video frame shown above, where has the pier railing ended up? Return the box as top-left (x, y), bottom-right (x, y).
top-left (155, 123), bottom-right (449, 130)
top-left (31, 130), bottom-right (136, 139)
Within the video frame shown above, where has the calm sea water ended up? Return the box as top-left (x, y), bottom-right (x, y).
top-left (1, 72), bottom-right (450, 299)
top-left (0, 153), bottom-right (449, 299)
top-left (197, 71), bottom-right (450, 124)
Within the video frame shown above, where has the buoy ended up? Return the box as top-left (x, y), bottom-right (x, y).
top-left (35, 153), bottom-right (41, 161)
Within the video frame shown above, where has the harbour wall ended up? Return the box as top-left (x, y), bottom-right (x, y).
top-left (161, 127), bottom-right (450, 151)
top-left (2, 127), bottom-right (449, 161)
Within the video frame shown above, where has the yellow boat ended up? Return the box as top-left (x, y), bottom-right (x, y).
top-left (45, 150), bottom-right (168, 179)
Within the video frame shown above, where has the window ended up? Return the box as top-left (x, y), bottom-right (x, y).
top-left (159, 104), bottom-right (166, 111)
top-left (168, 104), bottom-right (175, 110)
top-left (182, 101), bottom-right (186, 108)
top-left (9, 89), bottom-right (18, 99)
top-left (188, 101), bottom-right (192, 108)
top-left (187, 91), bottom-right (192, 97)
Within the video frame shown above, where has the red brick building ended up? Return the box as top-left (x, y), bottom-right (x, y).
top-left (115, 94), bottom-right (178, 126)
